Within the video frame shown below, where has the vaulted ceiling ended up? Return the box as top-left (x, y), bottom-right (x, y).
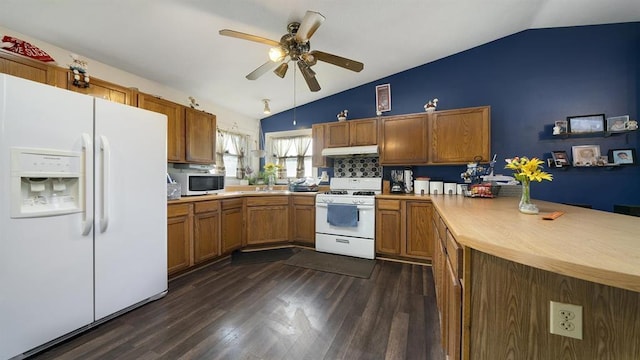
top-left (1, 0), bottom-right (638, 118)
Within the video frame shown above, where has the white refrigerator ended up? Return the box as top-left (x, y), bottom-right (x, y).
top-left (0, 74), bottom-right (168, 359)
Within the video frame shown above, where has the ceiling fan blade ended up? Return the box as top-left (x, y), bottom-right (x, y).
top-left (298, 61), bottom-right (321, 92)
top-left (246, 60), bottom-right (281, 80)
top-left (219, 29), bottom-right (280, 47)
top-left (310, 50), bottom-right (364, 72)
top-left (295, 11), bottom-right (325, 43)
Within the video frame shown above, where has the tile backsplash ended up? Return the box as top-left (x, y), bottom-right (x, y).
top-left (333, 157), bottom-right (381, 178)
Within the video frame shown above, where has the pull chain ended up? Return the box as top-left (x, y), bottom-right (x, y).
top-left (293, 66), bottom-right (297, 126)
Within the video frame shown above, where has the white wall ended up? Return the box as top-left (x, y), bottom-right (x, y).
top-left (0, 25), bottom-right (261, 177)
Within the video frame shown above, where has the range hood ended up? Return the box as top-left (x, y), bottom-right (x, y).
top-left (321, 145), bottom-right (379, 157)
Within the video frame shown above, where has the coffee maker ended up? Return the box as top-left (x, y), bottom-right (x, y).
top-left (390, 168), bottom-right (414, 193)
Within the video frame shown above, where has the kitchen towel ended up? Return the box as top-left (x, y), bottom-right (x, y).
top-left (327, 204), bottom-right (358, 227)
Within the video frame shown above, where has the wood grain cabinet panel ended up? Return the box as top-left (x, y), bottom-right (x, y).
top-left (375, 200), bottom-right (402, 255)
top-left (312, 123), bottom-right (331, 167)
top-left (0, 51), bottom-right (49, 84)
top-left (221, 199), bottom-right (243, 253)
top-left (349, 118), bottom-right (378, 146)
top-left (246, 196), bottom-right (289, 245)
top-left (325, 122), bottom-right (350, 147)
top-left (379, 114), bottom-right (429, 165)
top-left (185, 107), bottom-right (216, 163)
top-left (429, 106), bottom-right (491, 164)
top-left (67, 75), bottom-right (134, 105)
top-left (167, 203), bottom-right (192, 275)
top-left (405, 201), bottom-right (433, 259)
top-left (138, 93), bottom-right (185, 162)
top-left (193, 200), bottom-right (220, 263)
top-left (290, 196), bottom-right (315, 246)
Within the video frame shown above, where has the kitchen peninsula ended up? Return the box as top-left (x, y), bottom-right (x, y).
top-left (399, 194), bottom-right (639, 359)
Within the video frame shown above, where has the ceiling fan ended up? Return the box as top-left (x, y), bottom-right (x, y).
top-left (219, 11), bottom-right (364, 92)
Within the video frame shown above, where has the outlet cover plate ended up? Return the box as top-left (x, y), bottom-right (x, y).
top-left (550, 301), bottom-right (583, 339)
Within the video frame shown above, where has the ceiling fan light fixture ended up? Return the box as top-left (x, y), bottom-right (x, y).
top-left (269, 47), bottom-right (285, 62)
top-left (262, 99), bottom-right (271, 114)
top-left (274, 62), bottom-right (288, 78)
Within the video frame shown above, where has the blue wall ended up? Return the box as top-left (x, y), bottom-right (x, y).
top-left (262, 22), bottom-right (640, 212)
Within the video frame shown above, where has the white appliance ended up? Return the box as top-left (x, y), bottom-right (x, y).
top-left (169, 172), bottom-right (225, 196)
top-left (315, 177), bottom-right (381, 259)
top-left (0, 74), bottom-right (168, 360)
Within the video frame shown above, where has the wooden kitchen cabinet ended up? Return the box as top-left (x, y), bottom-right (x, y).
top-left (379, 113), bottom-right (429, 165)
top-left (0, 50), bottom-right (65, 87)
top-left (290, 195), bottom-right (316, 246)
top-left (312, 123), bottom-right (332, 168)
top-left (167, 203), bottom-right (192, 275)
top-left (138, 93), bottom-right (185, 162)
top-left (67, 74), bottom-right (135, 105)
top-left (185, 107), bottom-right (216, 163)
top-left (324, 122), bottom-right (350, 148)
top-left (431, 210), bottom-right (463, 360)
top-left (245, 196), bottom-right (290, 245)
top-left (429, 106), bottom-right (491, 164)
top-left (221, 198), bottom-right (244, 254)
top-left (349, 118), bottom-right (378, 146)
top-left (375, 198), bottom-right (434, 261)
top-left (193, 200), bottom-right (220, 264)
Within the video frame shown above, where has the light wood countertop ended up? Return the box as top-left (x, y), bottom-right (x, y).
top-left (423, 195), bottom-right (640, 293)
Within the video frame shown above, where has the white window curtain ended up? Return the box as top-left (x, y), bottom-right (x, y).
top-left (292, 136), bottom-right (312, 178)
top-left (227, 132), bottom-right (248, 179)
top-left (216, 131), bottom-right (226, 173)
top-left (271, 137), bottom-right (292, 179)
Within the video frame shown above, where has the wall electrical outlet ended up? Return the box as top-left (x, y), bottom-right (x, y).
top-left (550, 301), bottom-right (583, 339)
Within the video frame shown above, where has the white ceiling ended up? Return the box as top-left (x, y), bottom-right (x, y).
top-left (1, 0), bottom-right (638, 119)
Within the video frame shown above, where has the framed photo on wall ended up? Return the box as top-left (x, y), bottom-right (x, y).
top-left (551, 150), bottom-right (570, 167)
top-left (375, 84), bottom-right (391, 112)
top-left (567, 114), bottom-right (605, 134)
top-left (606, 115), bottom-right (629, 132)
top-left (571, 145), bottom-right (600, 166)
top-left (608, 148), bottom-right (636, 165)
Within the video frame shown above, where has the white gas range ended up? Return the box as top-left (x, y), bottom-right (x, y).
top-left (315, 177), bottom-right (382, 259)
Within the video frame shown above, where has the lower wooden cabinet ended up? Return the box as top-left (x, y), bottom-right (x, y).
top-left (432, 210), bottom-right (463, 360)
top-left (375, 199), bottom-right (434, 260)
top-left (221, 198), bottom-right (244, 254)
top-left (167, 203), bottom-right (192, 275)
top-left (193, 200), bottom-right (220, 264)
top-left (246, 196), bottom-right (289, 245)
top-left (290, 195), bottom-right (315, 246)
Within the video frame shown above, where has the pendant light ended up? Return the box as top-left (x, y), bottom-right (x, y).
top-left (262, 99), bottom-right (271, 115)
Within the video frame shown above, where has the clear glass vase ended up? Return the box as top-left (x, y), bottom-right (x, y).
top-left (519, 180), bottom-right (539, 214)
top-left (267, 173), bottom-right (275, 191)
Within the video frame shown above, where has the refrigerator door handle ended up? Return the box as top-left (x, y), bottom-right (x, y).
top-left (81, 133), bottom-right (93, 236)
top-left (100, 135), bottom-right (110, 233)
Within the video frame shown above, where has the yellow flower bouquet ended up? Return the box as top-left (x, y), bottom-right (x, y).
top-left (505, 156), bottom-right (552, 214)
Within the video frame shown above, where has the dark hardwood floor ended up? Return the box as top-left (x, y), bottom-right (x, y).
top-left (30, 256), bottom-right (444, 360)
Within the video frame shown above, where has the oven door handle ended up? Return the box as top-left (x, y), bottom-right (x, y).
top-left (315, 203), bottom-right (374, 210)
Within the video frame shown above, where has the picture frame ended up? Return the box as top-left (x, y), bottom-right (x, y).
top-left (554, 120), bottom-right (568, 134)
top-left (375, 83), bottom-right (391, 112)
top-left (606, 115), bottom-right (629, 132)
top-left (551, 150), bottom-right (570, 167)
top-left (567, 114), bottom-right (605, 134)
top-left (608, 148), bottom-right (636, 165)
top-left (571, 145), bottom-right (601, 166)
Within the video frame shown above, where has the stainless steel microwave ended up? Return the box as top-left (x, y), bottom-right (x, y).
top-left (169, 172), bottom-right (225, 196)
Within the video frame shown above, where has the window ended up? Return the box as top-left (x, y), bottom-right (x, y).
top-left (265, 129), bottom-right (313, 179)
top-left (216, 130), bottom-right (248, 178)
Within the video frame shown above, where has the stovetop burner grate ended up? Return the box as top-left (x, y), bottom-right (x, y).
top-left (353, 191), bottom-right (376, 196)
top-left (324, 190), bottom-right (348, 195)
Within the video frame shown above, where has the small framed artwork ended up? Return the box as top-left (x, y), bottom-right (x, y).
top-left (606, 115), bottom-right (629, 132)
top-left (375, 83), bottom-right (391, 112)
top-left (551, 150), bottom-right (570, 167)
top-left (571, 145), bottom-right (601, 166)
top-left (608, 148), bottom-right (636, 165)
top-left (567, 114), bottom-right (605, 134)
top-left (554, 120), bottom-right (568, 135)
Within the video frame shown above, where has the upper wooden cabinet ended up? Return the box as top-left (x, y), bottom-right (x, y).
top-left (379, 113), bottom-right (429, 165)
top-left (325, 122), bottom-right (350, 148)
top-left (185, 107), bottom-right (216, 163)
top-left (138, 93), bottom-right (186, 162)
top-left (0, 50), bottom-right (66, 87)
top-left (429, 106), bottom-right (491, 164)
top-left (325, 118), bottom-right (378, 148)
top-left (312, 123), bottom-right (331, 168)
top-left (67, 74), bottom-right (135, 105)
top-left (138, 93), bottom-right (216, 164)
